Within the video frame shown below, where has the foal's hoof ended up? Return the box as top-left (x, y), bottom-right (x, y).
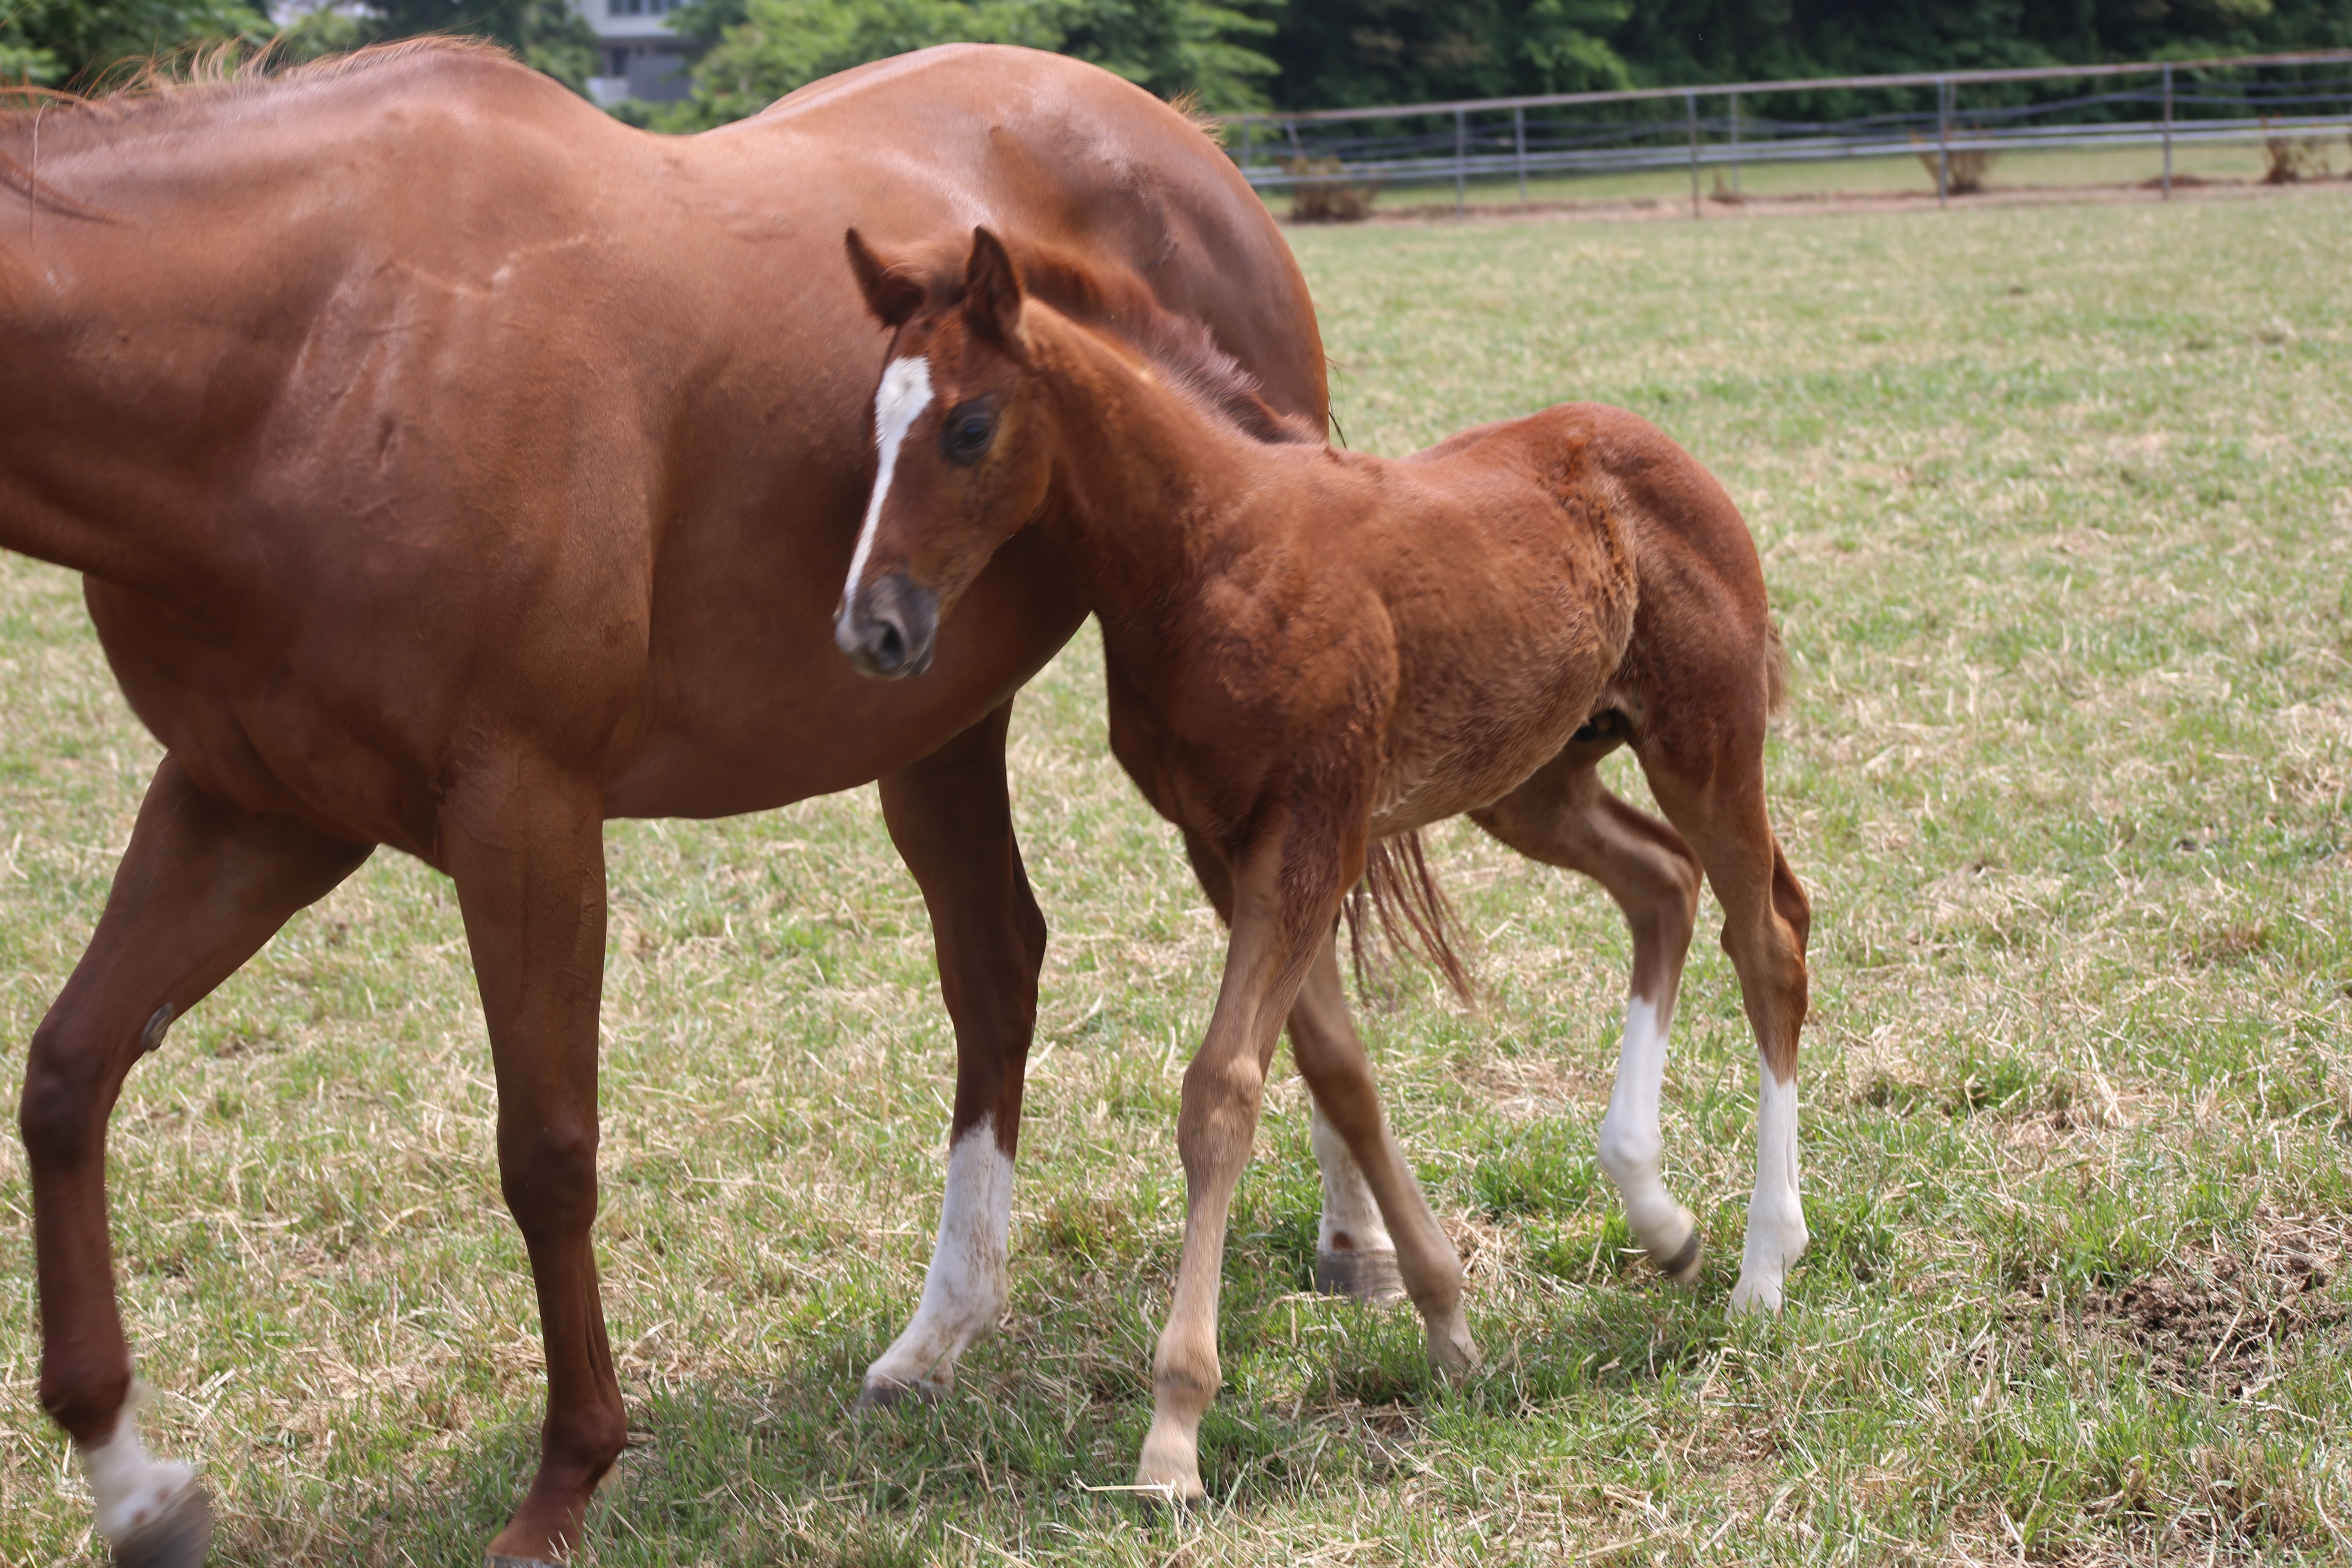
top-left (1132, 1481), bottom-right (1206, 1519)
top-left (1314, 1247), bottom-right (1407, 1306)
top-left (110, 1481), bottom-right (212, 1568)
top-left (853, 1374), bottom-right (944, 1414)
top-left (1656, 1219), bottom-right (1704, 1287)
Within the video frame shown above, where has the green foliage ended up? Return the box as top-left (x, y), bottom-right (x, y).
top-left (0, 0), bottom-right (596, 94)
top-left (346, 0), bottom-right (600, 92)
top-left (651, 0), bottom-right (2352, 125)
top-left (1267, 0), bottom-right (2352, 112)
top-left (1270, 0), bottom-right (1631, 109)
top-left (661, 0), bottom-right (1277, 126)
top-left (0, 0), bottom-right (268, 87)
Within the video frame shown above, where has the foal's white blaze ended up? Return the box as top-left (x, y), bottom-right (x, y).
top-left (1731, 1054), bottom-right (1807, 1314)
top-left (837, 354), bottom-right (935, 627)
top-left (1596, 996), bottom-right (1695, 1267)
top-left (1310, 1099), bottom-right (1395, 1257)
top-left (82, 1407), bottom-right (195, 1543)
top-left (863, 1114), bottom-right (1013, 1395)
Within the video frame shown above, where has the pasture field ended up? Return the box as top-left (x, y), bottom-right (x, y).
top-left (1279, 138), bottom-right (2314, 218)
top-left (3, 185), bottom-right (2350, 1565)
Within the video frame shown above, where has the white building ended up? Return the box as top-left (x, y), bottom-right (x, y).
top-left (577, 0), bottom-right (697, 106)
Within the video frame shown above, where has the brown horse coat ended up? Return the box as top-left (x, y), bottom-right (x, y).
top-left (2, 42), bottom-right (1331, 1564)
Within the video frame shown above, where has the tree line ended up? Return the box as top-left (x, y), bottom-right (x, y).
top-left (8, 0), bottom-right (2350, 119)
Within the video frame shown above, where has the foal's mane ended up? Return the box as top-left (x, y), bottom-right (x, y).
top-left (0, 38), bottom-right (519, 216)
top-left (1010, 241), bottom-right (1323, 447)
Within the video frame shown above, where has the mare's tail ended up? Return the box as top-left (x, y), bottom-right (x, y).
top-left (1344, 831), bottom-right (1476, 1003)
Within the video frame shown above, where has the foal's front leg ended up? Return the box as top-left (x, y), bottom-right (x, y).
top-left (1136, 835), bottom-right (1335, 1503)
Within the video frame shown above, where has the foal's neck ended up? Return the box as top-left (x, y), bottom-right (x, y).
top-left (1030, 316), bottom-right (1304, 627)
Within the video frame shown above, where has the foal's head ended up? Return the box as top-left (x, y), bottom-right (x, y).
top-left (834, 225), bottom-right (1051, 681)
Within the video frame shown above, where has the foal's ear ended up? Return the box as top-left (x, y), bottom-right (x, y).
top-left (845, 228), bottom-right (925, 329)
top-left (962, 227), bottom-right (1026, 355)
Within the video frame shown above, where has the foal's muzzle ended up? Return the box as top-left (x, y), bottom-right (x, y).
top-left (836, 571), bottom-right (939, 679)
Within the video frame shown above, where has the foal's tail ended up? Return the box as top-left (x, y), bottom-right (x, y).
top-left (1344, 831), bottom-right (1476, 1004)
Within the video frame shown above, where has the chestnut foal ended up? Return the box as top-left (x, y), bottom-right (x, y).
top-left (837, 229), bottom-right (1812, 1502)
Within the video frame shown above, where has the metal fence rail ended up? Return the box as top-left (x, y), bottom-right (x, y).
top-left (1228, 51), bottom-right (2352, 214)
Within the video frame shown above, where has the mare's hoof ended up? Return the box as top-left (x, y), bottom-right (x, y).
top-left (110, 1481), bottom-right (212, 1568)
top-left (853, 1374), bottom-right (944, 1414)
top-left (1314, 1247), bottom-right (1406, 1306)
top-left (1657, 1223), bottom-right (1704, 1287)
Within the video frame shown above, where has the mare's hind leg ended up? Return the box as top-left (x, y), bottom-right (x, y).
top-left (21, 758), bottom-right (370, 1561)
top-left (1640, 734), bottom-right (1812, 1314)
top-left (857, 702), bottom-right (1045, 1407)
top-left (1471, 752), bottom-right (1707, 1281)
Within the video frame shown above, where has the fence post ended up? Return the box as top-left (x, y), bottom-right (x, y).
top-left (2162, 62), bottom-right (2174, 198)
top-left (1686, 91), bottom-right (1700, 218)
top-left (1240, 119), bottom-right (1254, 185)
top-left (1455, 106), bottom-right (1468, 219)
top-left (1728, 89), bottom-right (1741, 198)
top-left (1936, 76), bottom-right (1951, 207)
top-left (1513, 104), bottom-right (1528, 202)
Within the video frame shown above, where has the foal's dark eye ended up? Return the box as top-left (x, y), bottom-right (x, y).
top-left (942, 403), bottom-right (996, 465)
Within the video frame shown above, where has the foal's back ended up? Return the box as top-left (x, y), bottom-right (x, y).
top-left (1327, 401), bottom-right (1765, 835)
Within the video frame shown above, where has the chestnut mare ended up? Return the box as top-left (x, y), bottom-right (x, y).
top-left (839, 229), bottom-right (1814, 1501)
top-left (0, 41), bottom-right (1370, 1566)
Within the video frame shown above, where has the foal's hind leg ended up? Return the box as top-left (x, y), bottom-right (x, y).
top-left (1641, 742), bottom-right (1812, 1314)
top-left (21, 759), bottom-right (370, 1561)
top-left (1472, 753), bottom-right (1708, 1281)
top-left (1286, 941), bottom-right (1476, 1367)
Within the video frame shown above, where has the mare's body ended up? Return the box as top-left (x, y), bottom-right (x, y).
top-left (0, 43), bottom-right (1342, 1564)
top-left (840, 232), bottom-right (1813, 1501)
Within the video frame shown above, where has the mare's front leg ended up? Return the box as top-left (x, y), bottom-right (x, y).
top-left (856, 702), bottom-right (1045, 1408)
top-left (441, 762), bottom-right (627, 1566)
top-left (1137, 826), bottom-right (1337, 1503)
top-left (22, 758), bottom-right (370, 1566)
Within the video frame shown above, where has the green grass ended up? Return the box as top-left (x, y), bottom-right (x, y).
top-left (4, 185), bottom-right (2351, 1564)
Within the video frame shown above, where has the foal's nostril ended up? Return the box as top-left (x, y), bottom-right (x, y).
top-left (838, 571), bottom-right (938, 680)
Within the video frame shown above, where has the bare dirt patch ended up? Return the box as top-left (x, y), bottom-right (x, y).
top-left (2046, 1218), bottom-right (2350, 1398)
